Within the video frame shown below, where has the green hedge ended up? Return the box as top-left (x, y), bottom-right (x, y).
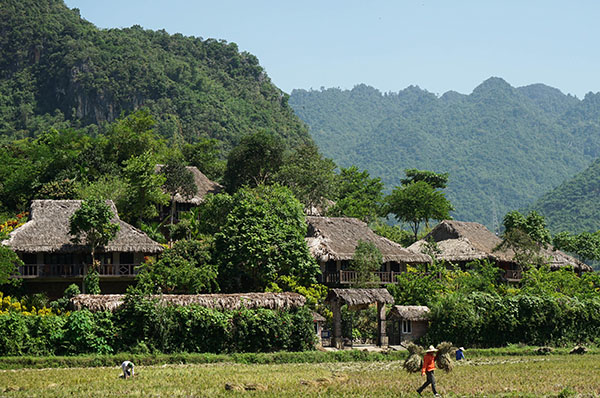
top-left (0, 296), bottom-right (316, 356)
top-left (424, 292), bottom-right (600, 347)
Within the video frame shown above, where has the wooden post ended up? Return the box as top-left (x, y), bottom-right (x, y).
top-left (377, 301), bottom-right (388, 347)
top-left (331, 300), bottom-right (343, 349)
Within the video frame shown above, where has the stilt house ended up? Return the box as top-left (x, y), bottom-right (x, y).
top-left (305, 216), bottom-right (430, 285)
top-left (2, 200), bottom-right (163, 296)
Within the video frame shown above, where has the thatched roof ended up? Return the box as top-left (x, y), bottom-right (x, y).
top-left (156, 165), bottom-right (222, 205)
top-left (306, 216), bottom-right (430, 263)
top-left (407, 220), bottom-right (591, 272)
top-left (312, 312), bottom-right (326, 322)
top-left (390, 305), bottom-right (430, 321)
top-left (2, 200), bottom-right (163, 254)
top-left (70, 292), bottom-right (306, 312)
top-left (325, 288), bottom-right (394, 306)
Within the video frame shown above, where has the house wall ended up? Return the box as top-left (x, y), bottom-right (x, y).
top-left (407, 320), bottom-right (428, 341)
top-left (388, 319), bottom-right (429, 344)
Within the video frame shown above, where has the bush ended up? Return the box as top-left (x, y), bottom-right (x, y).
top-left (425, 293), bottom-right (600, 347)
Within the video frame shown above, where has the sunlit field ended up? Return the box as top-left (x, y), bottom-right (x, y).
top-left (0, 354), bottom-right (599, 397)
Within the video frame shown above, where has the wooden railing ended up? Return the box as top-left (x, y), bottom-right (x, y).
top-left (321, 270), bottom-right (400, 285)
top-left (504, 269), bottom-right (522, 281)
top-left (17, 264), bottom-right (138, 278)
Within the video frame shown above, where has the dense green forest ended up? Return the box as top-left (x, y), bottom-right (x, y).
top-left (0, 0), bottom-right (310, 148)
top-left (531, 158), bottom-right (600, 233)
top-left (290, 80), bottom-right (600, 230)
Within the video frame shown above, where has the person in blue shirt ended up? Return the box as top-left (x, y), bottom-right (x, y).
top-left (455, 347), bottom-right (465, 361)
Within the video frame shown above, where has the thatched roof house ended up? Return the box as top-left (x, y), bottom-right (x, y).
top-left (70, 292), bottom-right (306, 312)
top-left (2, 200), bottom-right (163, 254)
top-left (390, 305), bottom-right (430, 321)
top-left (156, 165), bottom-right (222, 205)
top-left (407, 220), bottom-right (591, 273)
top-left (306, 216), bottom-right (430, 264)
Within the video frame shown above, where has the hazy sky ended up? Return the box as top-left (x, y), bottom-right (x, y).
top-left (64, 1), bottom-right (599, 98)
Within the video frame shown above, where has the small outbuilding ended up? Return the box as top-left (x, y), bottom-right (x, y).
top-left (312, 312), bottom-right (327, 346)
top-left (389, 305), bottom-right (430, 344)
top-left (325, 288), bottom-right (395, 348)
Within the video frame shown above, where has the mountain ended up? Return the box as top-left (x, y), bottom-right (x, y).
top-left (290, 78), bottom-right (600, 229)
top-left (531, 158), bottom-right (600, 233)
top-left (0, 0), bottom-right (310, 148)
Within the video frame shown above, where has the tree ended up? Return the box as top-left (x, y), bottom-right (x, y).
top-left (105, 109), bottom-right (164, 166)
top-left (0, 246), bottom-right (22, 286)
top-left (182, 138), bottom-right (226, 182)
top-left (159, 158), bottom-right (197, 226)
top-left (553, 231), bottom-right (600, 263)
top-left (275, 143), bottom-right (336, 213)
top-left (401, 168), bottom-right (449, 189)
top-left (371, 221), bottom-right (414, 247)
top-left (503, 210), bottom-right (551, 247)
top-left (496, 211), bottom-right (553, 269)
top-left (223, 131), bottom-right (284, 192)
top-left (327, 166), bottom-right (384, 223)
top-left (69, 199), bottom-right (120, 292)
top-left (136, 239), bottom-right (218, 294)
top-left (213, 184), bottom-right (320, 292)
top-left (350, 240), bottom-right (383, 287)
top-left (386, 180), bottom-right (454, 242)
top-left (121, 152), bottom-right (168, 226)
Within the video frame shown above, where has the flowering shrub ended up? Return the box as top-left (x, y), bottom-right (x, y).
top-left (0, 212), bottom-right (28, 240)
top-left (0, 292), bottom-right (56, 316)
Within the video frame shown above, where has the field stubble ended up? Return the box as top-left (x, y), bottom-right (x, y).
top-left (0, 354), bottom-right (598, 397)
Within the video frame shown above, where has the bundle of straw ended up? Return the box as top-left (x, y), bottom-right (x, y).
top-left (435, 341), bottom-right (455, 373)
top-left (403, 343), bottom-right (424, 373)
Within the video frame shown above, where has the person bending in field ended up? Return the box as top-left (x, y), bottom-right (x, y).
top-left (121, 361), bottom-right (135, 379)
top-left (455, 347), bottom-right (465, 361)
top-left (417, 346), bottom-right (440, 397)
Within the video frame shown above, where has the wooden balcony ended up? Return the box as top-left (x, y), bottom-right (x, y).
top-left (16, 264), bottom-right (139, 279)
top-left (321, 270), bottom-right (400, 285)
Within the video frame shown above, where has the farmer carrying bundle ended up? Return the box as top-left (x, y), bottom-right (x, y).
top-left (416, 345), bottom-right (440, 397)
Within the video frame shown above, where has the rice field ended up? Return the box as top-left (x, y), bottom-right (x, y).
top-left (0, 354), bottom-right (598, 397)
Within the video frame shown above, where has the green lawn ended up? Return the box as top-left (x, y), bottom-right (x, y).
top-left (0, 354), bottom-right (598, 397)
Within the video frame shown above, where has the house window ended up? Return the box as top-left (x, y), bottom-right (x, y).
top-left (402, 320), bottom-right (412, 334)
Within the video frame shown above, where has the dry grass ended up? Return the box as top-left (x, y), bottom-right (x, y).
top-left (0, 354), bottom-right (598, 397)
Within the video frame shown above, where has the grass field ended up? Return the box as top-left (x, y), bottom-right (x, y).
top-left (0, 354), bottom-right (598, 397)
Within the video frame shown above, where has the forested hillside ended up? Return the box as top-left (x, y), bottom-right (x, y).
top-left (531, 158), bottom-right (600, 233)
top-left (290, 79), bottom-right (600, 229)
top-left (0, 0), bottom-right (310, 147)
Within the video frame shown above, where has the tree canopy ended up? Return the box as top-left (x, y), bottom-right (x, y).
top-left (223, 131), bottom-right (284, 192)
top-left (211, 184), bottom-right (320, 292)
top-left (386, 180), bottom-right (454, 242)
top-left (327, 166), bottom-right (384, 223)
top-left (68, 199), bottom-right (120, 262)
